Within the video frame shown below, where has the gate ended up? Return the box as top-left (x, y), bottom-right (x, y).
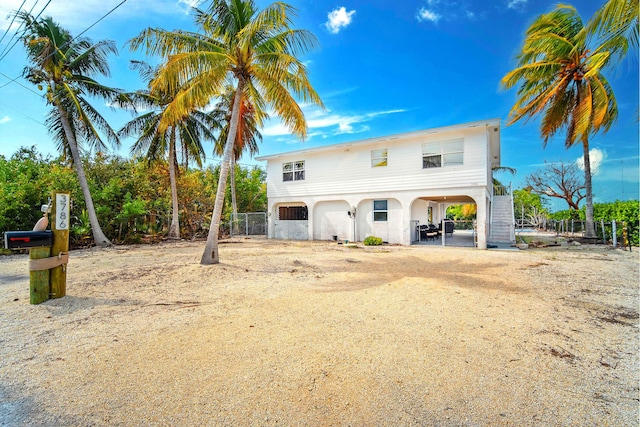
top-left (229, 212), bottom-right (267, 237)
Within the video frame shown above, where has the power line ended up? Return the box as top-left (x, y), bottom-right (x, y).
top-left (0, 0), bottom-right (52, 63)
top-left (0, 72), bottom-right (42, 96)
top-left (0, 0), bottom-right (128, 91)
top-left (0, 0), bottom-right (28, 46)
top-left (0, 100), bottom-right (44, 125)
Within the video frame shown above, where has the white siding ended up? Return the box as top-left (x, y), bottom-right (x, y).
top-left (313, 201), bottom-right (351, 241)
top-left (265, 128), bottom-right (489, 199)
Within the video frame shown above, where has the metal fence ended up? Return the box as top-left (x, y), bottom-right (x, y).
top-left (228, 212), bottom-right (267, 237)
top-left (531, 218), bottom-right (639, 248)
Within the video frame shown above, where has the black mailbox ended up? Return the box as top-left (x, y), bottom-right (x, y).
top-left (4, 231), bottom-right (53, 250)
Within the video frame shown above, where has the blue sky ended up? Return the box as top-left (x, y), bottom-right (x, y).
top-left (0, 0), bottom-right (638, 211)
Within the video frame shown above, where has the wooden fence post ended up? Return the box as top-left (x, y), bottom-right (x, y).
top-left (50, 192), bottom-right (70, 299)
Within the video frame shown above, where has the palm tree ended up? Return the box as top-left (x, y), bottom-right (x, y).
top-left (588, 0), bottom-right (638, 63)
top-left (129, 0), bottom-right (324, 264)
top-left (501, 5), bottom-right (619, 238)
top-left (18, 12), bottom-right (121, 246)
top-left (118, 62), bottom-right (218, 240)
top-left (211, 85), bottom-right (266, 234)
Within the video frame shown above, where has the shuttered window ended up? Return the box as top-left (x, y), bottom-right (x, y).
top-left (278, 206), bottom-right (308, 220)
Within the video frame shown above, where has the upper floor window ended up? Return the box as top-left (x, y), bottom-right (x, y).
top-left (371, 149), bottom-right (388, 167)
top-left (422, 139), bottom-right (464, 169)
top-left (283, 160), bottom-right (305, 181)
top-left (373, 200), bottom-right (388, 222)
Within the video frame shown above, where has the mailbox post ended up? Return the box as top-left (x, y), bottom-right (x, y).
top-left (5, 230), bottom-right (53, 304)
top-left (3, 191), bottom-right (70, 304)
top-left (51, 192), bottom-right (70, 298)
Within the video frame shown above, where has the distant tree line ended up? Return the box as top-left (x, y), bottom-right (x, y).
top-left (0, 147), bottom-right (266, 248)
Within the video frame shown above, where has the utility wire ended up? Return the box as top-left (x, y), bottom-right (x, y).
top-left (0, 0), bottom-right (28, 46)
top-left (0, 100), bottom-right (45, 125)
top-left (0, 0), bottom-right (128, 91)
top-left (0, 0), bottom-right (51, 62)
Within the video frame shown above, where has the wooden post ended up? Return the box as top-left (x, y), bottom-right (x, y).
top-left (29, 247), bottom-right (51, 304)
top-left (50, 192), bottom-right (70, 299)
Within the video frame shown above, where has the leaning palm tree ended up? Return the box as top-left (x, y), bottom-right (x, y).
top-left (212, 85), bottom-right (266, 234)
top-left (118, 61), bottom-right (218, 240)
top-left (18, 12), bottom-right (121, 246)
top-left (130, 0), bottom-right (324, 264)
top-left (501, 5), bottom-right (619, 238)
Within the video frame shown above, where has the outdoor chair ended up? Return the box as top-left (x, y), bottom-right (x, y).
top-left (440, 221), bottom-right (454, 237)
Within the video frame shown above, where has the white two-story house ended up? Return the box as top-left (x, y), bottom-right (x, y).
top-left (256, 118), bottom-right (504, 249)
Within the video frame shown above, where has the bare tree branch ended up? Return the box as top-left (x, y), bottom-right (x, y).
top-left (525, 161), bottom-right (586, 211)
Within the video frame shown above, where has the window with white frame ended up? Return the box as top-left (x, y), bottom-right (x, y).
top-left (422, 139), bottom-right (464, 169)
top-left (371, 149), bottom-right (388, 167)
top-left (373, 200), bottom-right (388, 222)
top-left (283, 160), bottom-right (305, 181)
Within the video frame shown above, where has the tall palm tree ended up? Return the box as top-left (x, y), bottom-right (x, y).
top-left (18, 12), bottom-right (121, 246)
top-left (118, 61), bottom-right (218, 240)
top-left (501, 5), bottom-right (619, 238)
top-left (129, 0), bottom-right (324, 264)
top-left (211, 85), bottom-right (266, 234)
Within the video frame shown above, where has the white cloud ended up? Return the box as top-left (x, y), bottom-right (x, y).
top-left (262, 107), bottom-right (405, 139)
top-left (417, 8), bottom-right (441, 23)
top-left (0, 116), bottom-right (11, 124)
top-left (506, 0), bottom-right (527, 9)
top-left (325, 7), bottom-right (356, 34)
top-left (576, 148), bottom-right (607, 175)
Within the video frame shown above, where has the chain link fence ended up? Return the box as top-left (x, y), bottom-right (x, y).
top-left (227, 212), bottom-right (267, 237)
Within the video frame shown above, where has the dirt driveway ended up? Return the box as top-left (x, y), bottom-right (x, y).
top-left (0, 240), bottom-right (638, 426)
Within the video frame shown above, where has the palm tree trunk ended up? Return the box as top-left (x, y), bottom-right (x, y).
top-left (582, 137), bottom-right (596, 238)
top-left (168, 128), bottom-right (180, 240)
top-left (201, 79), bottom-right (245, 264)
top-left (57, 104), bottom-right (111, 246)
top-left (230, 157), bottom-right (238, 235)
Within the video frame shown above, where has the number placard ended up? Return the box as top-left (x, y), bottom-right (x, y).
top-left (55, 193), bottom-right (69, 230)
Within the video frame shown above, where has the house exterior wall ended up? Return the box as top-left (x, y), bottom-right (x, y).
top-left (259, 119), bottom-right (500, 249)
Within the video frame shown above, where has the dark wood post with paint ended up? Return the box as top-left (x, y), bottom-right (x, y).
top-left (50, 191), bottom-right (70, 298)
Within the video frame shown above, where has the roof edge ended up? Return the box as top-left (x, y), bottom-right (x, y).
top-left (255, 118), bottom-right (501, 161)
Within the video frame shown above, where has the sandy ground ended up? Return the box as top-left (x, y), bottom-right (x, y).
top-left (0, 239), bottom-right (638, 426)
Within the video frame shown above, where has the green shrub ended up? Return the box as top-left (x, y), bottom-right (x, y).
top-left (363, 235), bottom-right (383, 246)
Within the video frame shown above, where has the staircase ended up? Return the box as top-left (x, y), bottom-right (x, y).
top-left (490, 185), bottom-right (515, 244)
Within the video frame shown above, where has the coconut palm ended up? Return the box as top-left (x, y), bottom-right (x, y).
top-left (18, 12), bottom-right (121, 246)
top-left (501, 5), bottom-right (619, 238)
top-left (211, 85), bottom-right (266, 234)
top-left (129, 0), bottom-right (324, 264)
top-left (118, 61), bottom-right (219, 240)
top-left (588, 0), bottom-right (638, 63)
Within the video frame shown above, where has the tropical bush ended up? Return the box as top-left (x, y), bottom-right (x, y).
top-left (363, 236), bottom-right (383, 246)
top-left (0, 146), bottom-right (267, 248)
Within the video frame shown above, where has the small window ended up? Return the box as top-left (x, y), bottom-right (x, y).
top-left (371, 149), bottom-right (388, 167)
top-left (422, 139), bottom-right (464, 168)
top-left (278, 206), bottom-right (308, 220)
top-left (373, 199), bottom-right (388, 222)
top-left (283, 160), bottom-right (305, 181)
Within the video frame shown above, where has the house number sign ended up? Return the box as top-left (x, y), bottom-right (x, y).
top-left (55, 193), bottom-right (69, 230)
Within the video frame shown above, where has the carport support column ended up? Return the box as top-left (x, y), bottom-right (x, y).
top-left (306, 203), bottom-right (313, 241)
top-left (476, 195), bottom-right (488, 249)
